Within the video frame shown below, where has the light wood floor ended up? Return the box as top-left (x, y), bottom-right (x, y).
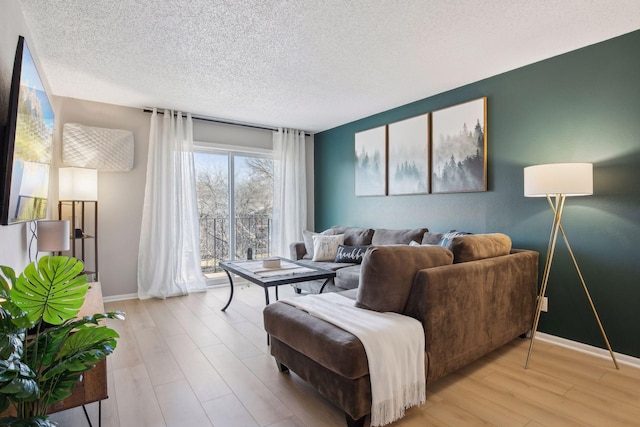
top-left (49, 284), bottom-right (640, 427)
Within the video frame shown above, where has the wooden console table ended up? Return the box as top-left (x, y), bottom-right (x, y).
top-left (1, 282), bottom-right (107, 426)
top-left (48, 282), bottom-right (107, 426)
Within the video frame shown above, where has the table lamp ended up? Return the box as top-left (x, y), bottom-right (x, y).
top-left (37, 220), bottom-right (71, 254)
top-left (523, 162), bottom-right (618, 369)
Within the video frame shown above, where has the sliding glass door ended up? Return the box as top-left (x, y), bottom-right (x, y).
top-left (194, 147), bottom-right (273, 283)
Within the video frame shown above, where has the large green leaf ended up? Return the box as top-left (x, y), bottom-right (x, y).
top-left (22, 323), bottom-right (72, 371)
top-left (42, 326), bottom-right (119, 380)
top-left (37, 325), bottom-right (119, 407)
top-left (0, 307), bottom-right (37, 405)
top-left (0, 360), bottom-right (34, 381)
top-left (0, 309), bottom-right (23, 361)
top-left (0, 266), bottom-right (16, 300)
top-left (42, 373), bottom-right (79, 404)
top-left (0, 393), bottom-right (9, 414)
top-left (59, 326), bottom-right (119, 359)
top-left (0, 268), bottom-right (30, 329)
top-left (10, 257), bottom-right (88, 325)
top-left (26, 312), bottom-right (123, 368)
top-left (0, 377), bottom-right (38, 399)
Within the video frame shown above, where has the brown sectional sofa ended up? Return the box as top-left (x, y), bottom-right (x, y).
top-left (290, 226), bottom-right (430, 293)
top-left (265, 232), bottom-right (538, 427)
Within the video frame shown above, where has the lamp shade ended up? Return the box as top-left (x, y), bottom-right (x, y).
top-left (524, 163), bottom-right (593, 197)
top-left (59, 167), bottom-right (98, 201)
top-left (37, 220), bottom-right (70, 252)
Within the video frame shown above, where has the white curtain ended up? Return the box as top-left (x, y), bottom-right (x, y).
top-left (138, 109), bottom-right (206, 299)
top-left (272, 128), bottom-right (307, 258)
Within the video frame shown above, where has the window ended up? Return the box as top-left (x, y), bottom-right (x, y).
top-left (194, 145), bottom-right (273, 283)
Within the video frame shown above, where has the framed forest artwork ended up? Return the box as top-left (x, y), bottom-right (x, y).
top-left (387, 114), bottom-right (429, 195)
top-left (431, 97), bottom-right (487, 193)
top-left (354, 125), bottom-right (387, 196)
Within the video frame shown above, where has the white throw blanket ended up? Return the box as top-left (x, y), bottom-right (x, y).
top-left (281, 293), bottom-right (425, 426)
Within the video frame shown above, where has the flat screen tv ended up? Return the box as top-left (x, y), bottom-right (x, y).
top-left (0, 36), bottom-right (54, 225)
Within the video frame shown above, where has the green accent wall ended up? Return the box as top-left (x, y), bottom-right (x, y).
top-left (314, 30), bottom-right (640, 358)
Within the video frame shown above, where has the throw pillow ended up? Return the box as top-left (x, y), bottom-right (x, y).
top-left (334, 245), bottom-right (369, 264)
top-left (312, 234), bottom-right (345, 261)
top-left (356, 245), bottom-right (454, 313)
top-left (302, 228), bottom-right (332, 259)
top-left (437, 230), bottom-right (472, 249)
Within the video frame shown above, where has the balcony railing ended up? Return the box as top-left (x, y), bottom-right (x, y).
top-left (200, 215), bottom-right (272, 273)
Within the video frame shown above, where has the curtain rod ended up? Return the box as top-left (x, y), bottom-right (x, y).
top-left (142, 108), bottom-right (311, 136)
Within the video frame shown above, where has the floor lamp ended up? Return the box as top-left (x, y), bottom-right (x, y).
top-left (523, 163), bottom-right (618, 369)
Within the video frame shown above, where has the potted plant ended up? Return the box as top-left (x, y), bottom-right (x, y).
top-left (0, 256), bottom-right (125, 426)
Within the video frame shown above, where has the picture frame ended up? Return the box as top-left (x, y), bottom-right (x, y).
top-left (431, 97), bottom-right (487, 193)
top-left (354, 125), bottom-right (387, 196)
top-left (387, 114), bottom-right (429, 195)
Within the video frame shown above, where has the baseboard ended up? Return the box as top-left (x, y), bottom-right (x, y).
top-left (535, 332), bottom-right (640, 369)
top-left (102, 283), bottom-right (236, 302)
top-left (102, 293), bottom-right (138, 303)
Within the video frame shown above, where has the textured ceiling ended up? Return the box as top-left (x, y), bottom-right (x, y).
top-left (17, 0), bottom-right (640, 133)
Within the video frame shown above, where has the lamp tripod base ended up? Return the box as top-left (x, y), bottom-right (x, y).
top-left (525, 194), bottom-right (619, 370)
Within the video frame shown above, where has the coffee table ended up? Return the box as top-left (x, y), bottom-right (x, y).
top-left (219, 257), bottom-right (336, 311)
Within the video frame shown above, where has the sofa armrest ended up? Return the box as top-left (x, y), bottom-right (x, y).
top-left (404, 249), bottom-right (538, 382)
top-left (290, 242), bottom-right (307, 260)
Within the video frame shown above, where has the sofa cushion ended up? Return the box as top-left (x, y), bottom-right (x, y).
top-left (371, 228), bottom-right (428, 245)
top-left (327, 226), bottom-right (375, 246)
top-left (356, 245), bottom-right (454, 313)
top-left (334, 245), bottom-right (368, 264)
top-left (312, 234), bottom-right (345, 261)
top-left (335, 264), bottom-right (362, 290)
top-left (297, 260), bottom-right (355, 272)
top-left (449, 233), bottom-right (512, 263)
top-left (421, 232), bottom-right (443, 245)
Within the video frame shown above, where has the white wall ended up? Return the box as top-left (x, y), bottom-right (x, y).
top-left (193, 119), bottom-right (273, 149)
top-left (54, 98), bottom-right (150, 297)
